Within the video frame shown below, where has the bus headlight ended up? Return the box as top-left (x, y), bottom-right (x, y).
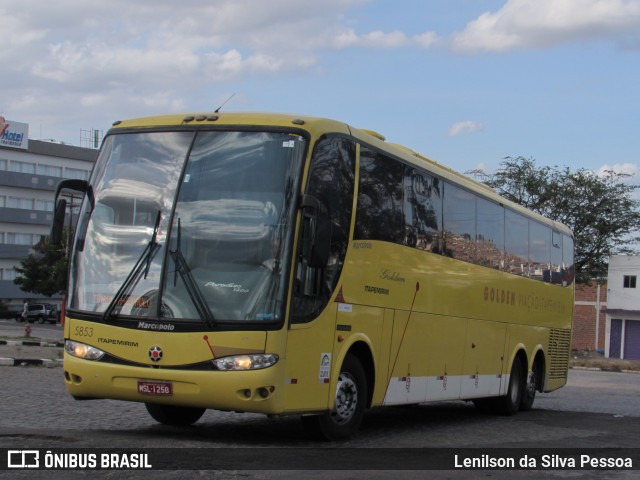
top-left (212, 354), bottom-right (279, 371)
top-left (65, 340), bottom-right (105, 360)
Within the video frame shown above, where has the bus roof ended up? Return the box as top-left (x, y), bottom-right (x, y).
top-left (108, 112), bottom-right (573, 237)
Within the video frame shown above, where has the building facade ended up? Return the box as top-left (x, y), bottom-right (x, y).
top-left (0, 119), bottom-right (97, 315)
top-left (605, 255), bottom-right (640, 360)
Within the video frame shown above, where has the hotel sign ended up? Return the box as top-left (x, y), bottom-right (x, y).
top-left (0, 116), bottom-right (29, 150)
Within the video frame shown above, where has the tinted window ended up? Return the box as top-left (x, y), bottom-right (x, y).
top-left (477, 197), bottom-right (504, 270)
top-left (354, 148), bottom-right (404, 244)
top-left (505, 209), bottom-right (528, 276)
top-left (292, 137), bottom-right (356, 322)
top-left (529, 221), bottom-right (551, 282)
top-left (403, 167), bottom-right (443, 253)
top-left (562, 234), bottom-right (574, 285)
top-left (551, 230), bottom-right (563, 284)
top-left (443, 183), bottom-right (476, 263)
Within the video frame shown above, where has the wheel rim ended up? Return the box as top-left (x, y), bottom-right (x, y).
top-left (526, 371), bottom-right (536, 398)
top-left (330, 371), bottom-right (358, 425)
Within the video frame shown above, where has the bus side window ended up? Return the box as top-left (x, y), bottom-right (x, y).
top-left (529, 220), bottom-right (551, 282)
top-left (403, 168), bottom-right (443, 253)
top-left (562, 234), bottom-right (575, 286)
top-left (551, 230), bottom-right (563, 284)
top-left (505, 209), bottom-right (529, 277)
top-left (291, 137), bottom-right (355, 323)
top-left (443, 182), bottom-right (476, 263)
top-left (476, 197), bottom-right (504, 270)
top-left (353, 148), bottom-right (404, 243)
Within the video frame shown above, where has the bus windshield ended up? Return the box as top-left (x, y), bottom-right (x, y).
top-left (69, 130), bottom-right (307, 325)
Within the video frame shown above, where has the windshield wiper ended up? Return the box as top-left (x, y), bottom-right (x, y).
top-left (103, 211), bottom-right (162, 321)
top-left (170, 218), bottom-right (216, 327)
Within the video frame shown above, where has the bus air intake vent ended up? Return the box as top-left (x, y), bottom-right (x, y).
top-left (548, 328), bottom-right (571, 379)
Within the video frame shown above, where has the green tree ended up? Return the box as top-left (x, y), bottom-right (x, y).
top-left (469, 156), bottom-right (640, 283)
top-left (14, 236), bottom-right (68, 297)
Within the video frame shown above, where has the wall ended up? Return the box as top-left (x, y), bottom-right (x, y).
top-left (572, 282), bottom-right (607, 351)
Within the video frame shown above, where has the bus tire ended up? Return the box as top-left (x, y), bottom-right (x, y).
top-left (144, 403), bottom-right (205, 426)
top-left (495, 355), bottom-right (524, 416)
top-left (520, 361), bottom-right (540, 411)
top-left (301, 354), bottom-right (367, 441)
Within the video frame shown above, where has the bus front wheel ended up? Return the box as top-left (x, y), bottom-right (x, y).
top-left (145, 403), bottom-right (206, 426)
top-left (301, 354), bottom-right (367, 441)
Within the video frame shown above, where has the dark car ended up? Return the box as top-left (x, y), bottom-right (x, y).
top-left (16, 304), bottom-right (58, 324)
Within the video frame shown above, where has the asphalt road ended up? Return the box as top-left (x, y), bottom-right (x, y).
top-left (1, 319), bottom-right (639, 479)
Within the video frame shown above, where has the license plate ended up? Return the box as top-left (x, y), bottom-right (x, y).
top-left (137, 380), bottom-right (173, 396)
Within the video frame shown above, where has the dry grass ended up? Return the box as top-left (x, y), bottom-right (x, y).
top-left (570, 349), bottom-right (640, 372)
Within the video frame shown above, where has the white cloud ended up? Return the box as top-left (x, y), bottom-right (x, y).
top-left (3, 0), bottom-right (442, 134)
top-left (333, 29), bottom-right (439, 49)
top-left (447, 120), bottom-right (485, 137)
top-left (597, 163), bottom-right (640, 178)
top-left (451, 0), bottom-right (640, 53)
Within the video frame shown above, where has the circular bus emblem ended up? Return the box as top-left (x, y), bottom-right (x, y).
top-left (149, 346), bottom-right (163, 362)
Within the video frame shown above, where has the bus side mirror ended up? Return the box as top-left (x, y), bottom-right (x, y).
top-left (300, 194), bottom-right (331, 268)
top-left (50, 199), bottom-right (67, 245)
top-left (50, 179), bottom-right (92, 246)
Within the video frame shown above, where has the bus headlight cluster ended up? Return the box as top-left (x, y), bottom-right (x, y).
top-left (65, 340), bottom-right (105, 360)
top-left (212, 354), bottom-right (279, 371)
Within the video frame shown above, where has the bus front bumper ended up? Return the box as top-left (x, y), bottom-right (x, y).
top-left (63, 353), bottom-right (284, 414)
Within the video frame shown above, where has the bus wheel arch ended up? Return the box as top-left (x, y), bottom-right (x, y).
top-left (496, 349), bottom-right (527, 416)
top-left (301, 349), bottom-right (371, 441)
top-left (347, 341), bottom-right (375, 408)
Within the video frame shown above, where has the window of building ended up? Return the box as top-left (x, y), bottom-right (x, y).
top-left (35, 199), bottom-right (55, 211)
top-left (1, 268), bottom-right (17, 280)
top-left (7, 197), bottom-right (35, 210)
top-left (63, 167), bottom-right (89, 180)
top-left (624, 275), bottom-right (637, 289)
top-left (36, 164), bottom-right (63, 177)
top-left (0, 158), bottom-right (7, 170)
top-left (6, 232), bottom-right (38, 245)
top-left (9, 160), bottom-right (36, 174)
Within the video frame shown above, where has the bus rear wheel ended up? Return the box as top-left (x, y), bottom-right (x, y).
top-left (301, 354), bottom-right (367, 441)
top-left (145, 403), bottom-right (205, 426)
top-left (520, 361), bottom-right (540, 411)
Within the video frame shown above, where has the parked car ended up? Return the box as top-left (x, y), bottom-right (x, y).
top-left (15, 304), bottom-right (58, 324)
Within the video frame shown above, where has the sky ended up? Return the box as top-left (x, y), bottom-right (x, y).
top-left (2, 0), bottom-right (640, 178)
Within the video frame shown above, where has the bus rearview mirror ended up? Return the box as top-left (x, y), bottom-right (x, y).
top-left (300, 194), bottom-right (331, 268)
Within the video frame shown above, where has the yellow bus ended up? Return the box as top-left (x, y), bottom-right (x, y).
top-left (52, 112), bottom-right (574, 440)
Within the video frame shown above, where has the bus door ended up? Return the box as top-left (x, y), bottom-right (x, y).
top-left (283, 136), bottom-right (356, 413)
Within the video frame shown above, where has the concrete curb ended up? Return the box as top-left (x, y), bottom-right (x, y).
top-left (0, 339), bottom-right (64, 348)
top-left (0, 357), bottom-right (63, 367)
top-left (0, 338), bottom-right (64, 367)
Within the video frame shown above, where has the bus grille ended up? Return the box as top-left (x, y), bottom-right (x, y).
top-left (548, 328), bottom-right (571, 379)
